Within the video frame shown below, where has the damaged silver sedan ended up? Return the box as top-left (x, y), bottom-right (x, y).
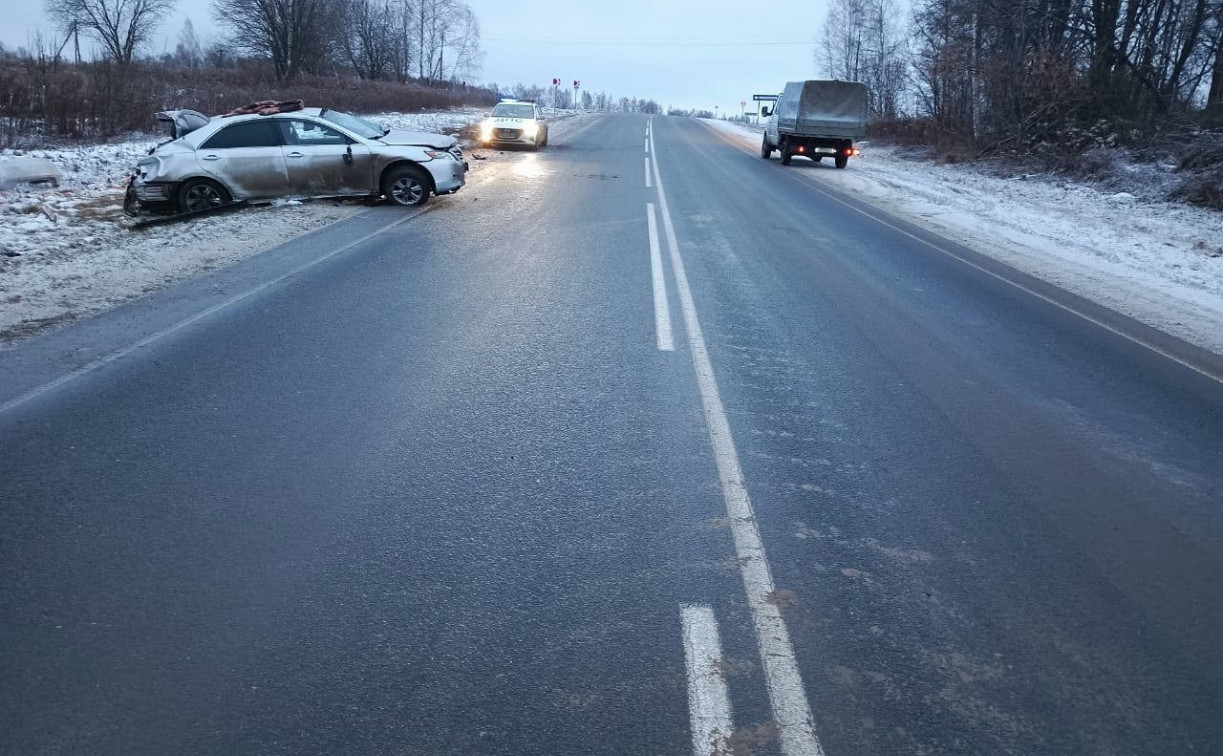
top-left (130, 108), bottom-right (467, 213)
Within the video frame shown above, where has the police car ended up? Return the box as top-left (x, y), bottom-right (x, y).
top-left (478, 100), bottom-right (549, 150)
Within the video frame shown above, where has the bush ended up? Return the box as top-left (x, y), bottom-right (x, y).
top-left (1171, 134), bottom-right (1223, 210)
top-left (0, 58), bottom-right (499, 147)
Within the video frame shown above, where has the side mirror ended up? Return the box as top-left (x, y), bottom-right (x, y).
top-left (761, 107), bottom-right (771, 117)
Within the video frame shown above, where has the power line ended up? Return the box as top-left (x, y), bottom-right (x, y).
top-left (484, 37), bottom-right (814, 48)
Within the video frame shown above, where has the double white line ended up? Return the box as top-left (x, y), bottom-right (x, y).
top-left (648, 119), bottom-right (826, 756)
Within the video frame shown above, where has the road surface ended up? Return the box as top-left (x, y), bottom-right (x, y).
top-left (2, 114), bottom-right (1222, 756)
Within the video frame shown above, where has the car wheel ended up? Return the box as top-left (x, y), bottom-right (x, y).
top-left (761, 136), bottom-right (772, 159)
top-left (780, 150), bottom-right (793, 166)
top-left (812, 156), bottom-right (823, 163)
top-left (177, 178), bottom-right (231, 213)
top-left (383, 165), bottom-right (432, 207)
top-left (835, 155), bottom-right (848, 169)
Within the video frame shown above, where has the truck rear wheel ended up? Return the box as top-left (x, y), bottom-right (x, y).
top-left (780, 150), bottom-right (793, 166)
top-left (834, 155), bottom-right (848, 169)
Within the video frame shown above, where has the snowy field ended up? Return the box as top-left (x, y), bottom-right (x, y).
top-left (0, 108), bottom-right (584, 343)
top-left (705, 119), bottom-right (1223, 356)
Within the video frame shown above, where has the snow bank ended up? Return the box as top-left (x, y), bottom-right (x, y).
top-left (363, 106), bottom-right (586, 139)
top-left (705, 119), bottom-right (1223, 356)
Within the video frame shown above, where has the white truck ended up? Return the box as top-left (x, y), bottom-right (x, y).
top-left (760, 80), bottom-right (869, 169)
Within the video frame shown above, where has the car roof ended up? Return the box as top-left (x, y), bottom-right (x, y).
top-left (214, 108), bottom-right (325, 124)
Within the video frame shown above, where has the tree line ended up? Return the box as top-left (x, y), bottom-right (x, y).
top-left (818, 0), bottom-right (1223, 147)
top-left (40, 0), bottom-right (483, 84)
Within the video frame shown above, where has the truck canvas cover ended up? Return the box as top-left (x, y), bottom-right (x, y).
top-left (775, 80), bottom-right (869, 139)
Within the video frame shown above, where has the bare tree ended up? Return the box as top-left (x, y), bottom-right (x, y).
top-left (337, 0), bottom-right (397, 79)
top-left (45, 0), bottom-right (178, 63)
top-left (174, 17), bottom-right (202, 68)
top-left (211, 0), bottom-right (335, 82)
top-left (817, 0), bottom-right (908, 117)
top-left (412, 0), bottom-right (481, 82)
top-left (1208, 2), bottom-right (1223, 115)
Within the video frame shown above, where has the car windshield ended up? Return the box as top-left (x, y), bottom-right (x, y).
top-left (492, 103), bottom-right (535, 119)
top-left (319, 109), bottom-right (385, 139)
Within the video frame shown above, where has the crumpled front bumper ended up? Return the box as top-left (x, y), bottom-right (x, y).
top-left (428, 156), bottom-right (467, 195)
top-left (129, 178), bottom-right (176, 208)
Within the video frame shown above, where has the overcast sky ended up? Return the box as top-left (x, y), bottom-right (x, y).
top-left (0, 0), bottom-right (828, 114)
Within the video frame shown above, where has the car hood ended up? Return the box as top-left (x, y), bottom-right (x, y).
top-left (378, 129), bottom-right (456, 149)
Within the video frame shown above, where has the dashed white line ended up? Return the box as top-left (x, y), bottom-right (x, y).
top-left (645, 156), bottom-right (653, 188)
top-left (647, 203), bottom-right (674, 351)
top-left (645, 136), bottom-right (650, 154)
top-left (650, 126), bottom-right (826, 756)
top-left (681, 605), bottom-right (734, 756)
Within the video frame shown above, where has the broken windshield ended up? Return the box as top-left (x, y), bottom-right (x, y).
top-left (319, 109), bottom-right (385, 139)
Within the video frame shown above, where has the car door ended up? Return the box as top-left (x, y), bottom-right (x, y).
top-left (196, 120), bottom-right (290, 200)
top-left (276, 118), bottom-right (374, 197)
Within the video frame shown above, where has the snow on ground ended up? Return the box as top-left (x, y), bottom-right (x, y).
top-left (0, 201), bottom-right (361, 342)
top-left (0, 107), bottom-right (581, 344)
top-left (706, 119), bottom-right (1223, 356)
top-left (363, 108), bottom-right (486, 135)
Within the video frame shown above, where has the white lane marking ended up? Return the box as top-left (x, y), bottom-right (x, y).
top-left (647, 203), bottom-right (675, 351)
top-left (700, 121), bottom-right (1223, 386)
top-left (646, 156), bottom-right (653, 188)
top-left (0, 209), bottom-right (431, 416)
top-left (645, 137), bottom-right (650, 154)
top-left (651, 128), bottom-right (826, 756)
top-left (681, 605), bottom-right (734, 756)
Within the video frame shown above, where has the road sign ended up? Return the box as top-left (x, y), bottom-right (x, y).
top-left (574, 80), bottom-right (580, 88)
top-left (553, 78), bottom-right (560, 86)
top-left (752, 94), bottom-right (779, 102)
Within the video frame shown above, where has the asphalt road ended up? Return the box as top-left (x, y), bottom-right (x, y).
top-left (2, 114), bottom-right (1221, 756)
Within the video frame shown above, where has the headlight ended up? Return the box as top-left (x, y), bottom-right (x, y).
top-left (524, 122), bottom-right (538, 138)
top-left (480, 119), bottom-right (494, 139)
top-left (424, 150), bottom-right (450, 160)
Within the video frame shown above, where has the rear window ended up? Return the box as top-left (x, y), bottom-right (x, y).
top-left (202, 121), bottom-right (282, 149)
top-left (492, 104), bottom-right (535, 119)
